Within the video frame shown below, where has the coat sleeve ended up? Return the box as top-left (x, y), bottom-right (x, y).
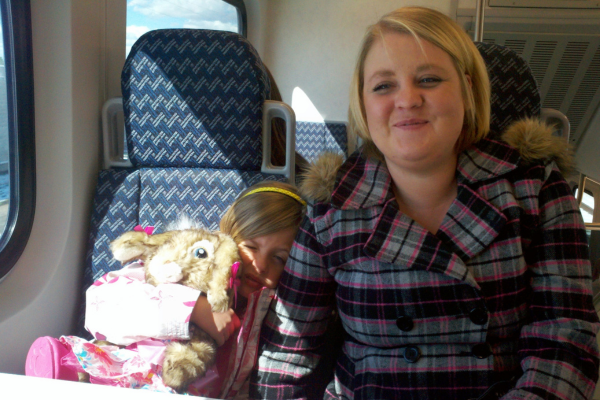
top-left (503, 163), bottom-right (600, 400)
top-left (84, 262), bottom-right (200, 345)
top-left (249, 209), bottom-right (338, 400)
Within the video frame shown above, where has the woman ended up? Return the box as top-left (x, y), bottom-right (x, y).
top-left (251, 7), bottom-right (599, 400)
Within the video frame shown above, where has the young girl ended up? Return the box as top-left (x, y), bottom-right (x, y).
top-left (30, 181), bottom-right (305, 398)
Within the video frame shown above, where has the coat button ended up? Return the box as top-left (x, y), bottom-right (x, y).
top-left (469, 307), bottom-right (488, 325)
top-left (471, 343), bottom-right (492, 359)
top-left (403, 346), bottom-right (421, 363)
top-left (396, 315), bottom-right (414, 332)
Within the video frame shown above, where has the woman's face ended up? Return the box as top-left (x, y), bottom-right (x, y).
top-left (236, 226), bottom-right (297, 298)
top-left (362, 32), bottom-right (466, 173)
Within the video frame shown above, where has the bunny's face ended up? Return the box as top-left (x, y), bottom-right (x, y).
top-left (110, 227), bottom-right (240, 312)
top-left (146, 230), bottom-right (217, 287)
top-left (144, 229), bottom-right (240, 311)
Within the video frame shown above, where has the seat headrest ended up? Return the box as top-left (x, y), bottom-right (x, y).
top-left (122, 29), bottom-right (270, 169)
top-left (475, 42), bottom-right (541, 137)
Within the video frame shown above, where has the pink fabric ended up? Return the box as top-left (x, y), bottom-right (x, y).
top-left (82, 262), bottom-right (275, 397)
top-left (133, 225), bottom-right (154, 235)
top-left (25, 288), bottom-right (275, 397)
top-left (230, 261), bottom-right (241, 308)
top-left (25, 257), bottom-right (276, 398)
top-left (59, 335), bottom-right (221, 396)
top-left (220, 288), bottom-right (275, 399)
top-left (85, 262), bottom-right (198, 345)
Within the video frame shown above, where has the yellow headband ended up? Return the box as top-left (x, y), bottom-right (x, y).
top-left (242, 187), bottom-right (307, 206)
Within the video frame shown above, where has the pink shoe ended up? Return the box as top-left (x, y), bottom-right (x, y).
top-left (25, 336), bottom-right (79, 381)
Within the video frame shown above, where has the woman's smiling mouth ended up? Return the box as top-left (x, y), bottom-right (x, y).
top-left (394, 118), bottom-right (428, 129)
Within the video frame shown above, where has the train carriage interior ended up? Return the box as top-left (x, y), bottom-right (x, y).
top-left (2, 0), bottom-right (600, 398)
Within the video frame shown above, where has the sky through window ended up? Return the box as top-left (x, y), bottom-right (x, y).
top-left (126, 0), bottom-right (238, 56)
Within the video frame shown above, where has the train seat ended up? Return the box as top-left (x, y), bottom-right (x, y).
top-left (296, 121), bottom-right (348, 163)
top-left (101, 100), bottom-right (344, 174)
top-left (475, 41), bottom-right (541, 135)
top-left (77, 29), bottom-right (293, 336)
top-left (476, 42), bottom-right (570, 143)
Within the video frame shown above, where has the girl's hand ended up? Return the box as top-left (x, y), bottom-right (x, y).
top-left (210, 309), bottom-right (241, 346)
top-left (191, 295), bottom-right (241, 346)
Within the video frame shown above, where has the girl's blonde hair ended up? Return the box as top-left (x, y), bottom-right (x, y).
top-left (219, 181), bottom-right (305, 243)
top-left (348, 6), bottom-right (490, 159)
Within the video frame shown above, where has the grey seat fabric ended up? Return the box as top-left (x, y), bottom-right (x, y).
top-left (475, 42), bottom-right (541, 137)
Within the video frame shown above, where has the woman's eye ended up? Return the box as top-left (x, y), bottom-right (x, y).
top-left (373, 83), bottom-right (392, 92)
top-left (194, 248), bottom-right (208, 258)
top-left (419, 76), bottom-right (441, 85)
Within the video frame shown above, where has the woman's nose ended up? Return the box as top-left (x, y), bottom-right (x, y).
top-left (395, 84), bottom-right (422, 108)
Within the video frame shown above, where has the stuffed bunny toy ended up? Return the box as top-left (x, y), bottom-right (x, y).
top-left (108, 225), bottom-right (241, 392)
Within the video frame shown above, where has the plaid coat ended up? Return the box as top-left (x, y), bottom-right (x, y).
top-left (250, 122), bottom-right (600, 400)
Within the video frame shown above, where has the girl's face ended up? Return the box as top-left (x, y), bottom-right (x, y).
top-left (362, 32), bottom-right (466, 174)
top-left (236, 226), bottom-right (297, 298)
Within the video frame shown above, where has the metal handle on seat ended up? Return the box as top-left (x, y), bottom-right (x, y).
top-left (102, 97), bottom-right (132, 169)
top-left (540, 108), bottom-right (571, 142)
top-left (474, 0), bottom-right (485, 42)
top-left (261, 100), bottom-right (297, 183)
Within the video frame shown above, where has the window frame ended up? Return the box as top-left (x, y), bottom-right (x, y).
top-left (0, 0), bottom-right (35, 281)
top-left (223, 0), bottom-right (247, 37)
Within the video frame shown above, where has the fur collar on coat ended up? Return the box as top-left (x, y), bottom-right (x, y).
top-left (299, 118), bottom-right (574, 203)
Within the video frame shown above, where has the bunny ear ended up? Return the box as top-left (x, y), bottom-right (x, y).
top-left (110, 230), bottom-right (151, 263)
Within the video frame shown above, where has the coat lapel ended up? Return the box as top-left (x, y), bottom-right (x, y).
top-left (363, 198), bottom-right (481, 289)
top-left (435, 138), bottom-right (517, 261)
top-left (331, 152), bottom-right (392, 210)
top-left (333, 139), bottom-right (519, 288)
top-left (457, 137), bottom-right (520, 184)
top-left (436, 183), bottom-right (507, 262)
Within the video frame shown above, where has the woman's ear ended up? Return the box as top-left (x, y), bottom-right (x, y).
top-left (461, 74), bottom-right (474, 114)
top-left (465, 74), bottom-right (472, 88)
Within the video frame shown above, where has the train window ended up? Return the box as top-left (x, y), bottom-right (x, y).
top-left (0, 0), bottom-right (36, 281)
top-left (0, 10), bottom-right (7, 230)
top-left (126, 0), bottom-right (247, 56)
top-left (574, 187), bottom-right (595, 223)
top-left (574, 176), bottom-right (600, 226)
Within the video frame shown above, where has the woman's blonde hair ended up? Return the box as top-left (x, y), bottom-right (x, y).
top-left (348, 6), bottom-right (490, 158)
top-left (219, 181), bottom-right (305, 243)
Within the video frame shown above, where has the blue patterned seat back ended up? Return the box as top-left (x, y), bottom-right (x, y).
top-left (79, 30), bottom-right (285, 336)
top-left (123, 29), bottom-right (270, 170)
top-left (296, 121), bottom-right (348, 163)
top-left (85, 168), bottom-right (280, 283)
top-left (475, 42), bottom-right (541, 137)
